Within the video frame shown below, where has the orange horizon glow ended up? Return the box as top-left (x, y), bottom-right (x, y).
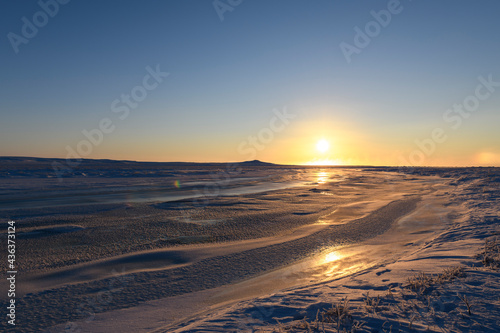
top-left (3, 153), bottom-right (500, 168)
top-left (4, 117), bottom-right (499, 167)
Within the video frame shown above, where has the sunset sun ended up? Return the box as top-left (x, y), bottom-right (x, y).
top-left (316, 139), bottom-right (329, 153)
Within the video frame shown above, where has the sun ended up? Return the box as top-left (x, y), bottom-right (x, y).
top-left (316, 139), bottom-right (329, 153)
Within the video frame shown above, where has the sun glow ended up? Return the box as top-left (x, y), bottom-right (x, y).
top-left (306, 159), bottom-right (343, 166)
top-left (316, 139), bottom-right (329, 153)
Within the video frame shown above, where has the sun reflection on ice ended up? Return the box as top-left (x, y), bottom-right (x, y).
top-left (312, 248), bottom-right (371, 280)
top-left (316, 171), bottom-right (329, 184)
top-left (324, 251), bottom-right (341, 263)
top-left (316, 250), bottom-right (349, 279)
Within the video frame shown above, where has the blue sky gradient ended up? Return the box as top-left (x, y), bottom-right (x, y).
top-left (1, 0), bottom-right (499, 165)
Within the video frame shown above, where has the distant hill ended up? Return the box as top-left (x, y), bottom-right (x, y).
top-left (239, 160), bottom-right (275, 166)
top-left (0, 156), bottom-right (276, 167)
top-left (0, 156), bottom-right (278, 178)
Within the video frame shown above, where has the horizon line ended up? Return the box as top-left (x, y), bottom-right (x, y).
top-left (1, 155), bottom-right (498, 168)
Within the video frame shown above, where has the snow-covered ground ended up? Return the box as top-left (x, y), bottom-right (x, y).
top-left (1, 166), bottom-right (498, 332)
top-left (167, 170), bottom-right (500, 332)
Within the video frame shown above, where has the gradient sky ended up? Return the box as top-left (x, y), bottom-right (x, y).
top-left (1, 0), bottom-right (499, 166)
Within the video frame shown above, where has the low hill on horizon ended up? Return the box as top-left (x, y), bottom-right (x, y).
top-left (0, 156), bottom-right (276, 167)
top-left (0, 156), bottom-right (282, 178)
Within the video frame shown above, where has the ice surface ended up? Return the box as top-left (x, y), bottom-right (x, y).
top-left (0, 161), bottom-right (498, 332)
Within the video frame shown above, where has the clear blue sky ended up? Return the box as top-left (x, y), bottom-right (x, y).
top-left (1, 0), bottom-right (499, 166)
